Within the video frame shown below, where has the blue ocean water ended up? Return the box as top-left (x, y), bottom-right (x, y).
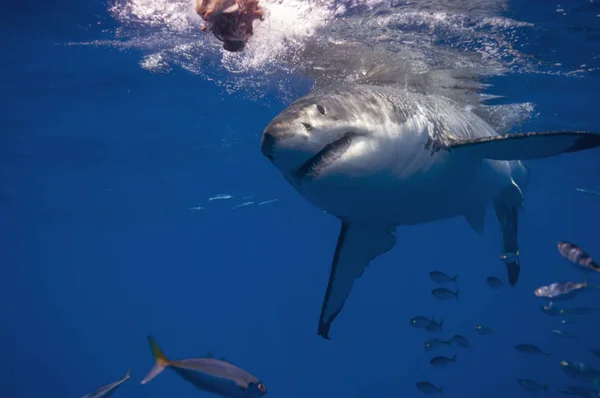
top-left (2, 0), bottom-right (600, 397)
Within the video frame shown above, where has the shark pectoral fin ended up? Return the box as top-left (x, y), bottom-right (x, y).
top-left (494, 181), bottom-right (523, 286)
top-left (446, 131), bottom-right (600, 160)
top-left (318, 222), bottom-right (397, 339)
top-left (465, 206), bottom-right (486, 236)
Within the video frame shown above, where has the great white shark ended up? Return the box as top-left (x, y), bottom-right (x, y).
top-left (259, 84), bottom-right (600, 340)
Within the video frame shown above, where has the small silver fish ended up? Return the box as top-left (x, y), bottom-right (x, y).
top-left (515, 344), bottom-right (551, 356)
top-left (416, 381), bottom-right (443, 395)
top-left (560, 360), bottom-right (600, 383)
top-left (485, 276), bottom-right (504, 289)
top-left (430, 354), bottom-right (457, 369)
top-left (518, 379), bottom-right (548, 393)
top-left (431, 288), bottom-right (459, 301)
top-left (141, 336), bottom-right (267, 398)
top-left (232, 201), bottom-right (254, 209)
top-left (209, 194), bottom-right (233, 201)
top-left (83, 369), bottom-right (131, 398)
top-left (557, 241), bottom-right (600, 272)
top-left (257, 199), bottom-right (279, 206)
top-left (576, 188), bottom-right (600, 196)
top-left (551, 329), bottom-right (579, 339)
top-left (424, 338), bottom-right (452, 351)
top-left (534, 281), bottom-right (588, 301)
top-left (560, 319), bottom-right (574, 325)
top-left (475, 325), bottom-right (493, 335)
top-left (450, 334), bottom-right (470, 348)
top-left (429, 271), bottom-right (458, 284)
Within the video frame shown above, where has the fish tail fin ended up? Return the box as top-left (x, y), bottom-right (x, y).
top-left (452, 353), bottom-right (457, 362)
top-left (452, 274), bottom-right (458, 283)
top-left (439, 320), bottom-right (444, 331)
top-left (455, 290), bottom-right (459, 300)
top-left (439, 385), bottom-right (444, 396)
top-left (141, 336), bottom-right (170, 385)
top-left (125, 368), bottom-right (131, 379)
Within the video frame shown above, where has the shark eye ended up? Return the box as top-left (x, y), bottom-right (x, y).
top-left (301, 122), bottom-right (312, 130)
top-left (316, 104), bottom-right (326, 115)
top-left (257, 383), bottom-right (267, 392)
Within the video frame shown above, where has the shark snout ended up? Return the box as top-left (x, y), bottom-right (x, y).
top-left (260, 121), bottom-right (305, 160)
top-left (260, 130), bottom-right (276, 160)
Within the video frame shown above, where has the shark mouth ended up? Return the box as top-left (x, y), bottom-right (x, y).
top-left (294, 131), bottom-right (359, 181)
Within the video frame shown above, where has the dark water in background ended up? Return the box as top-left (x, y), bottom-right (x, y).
top-left (1, 0), bottom-right (600, 397)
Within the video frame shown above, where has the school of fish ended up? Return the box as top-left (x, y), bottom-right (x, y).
top-left (411, 241), bottom-right (600, 396)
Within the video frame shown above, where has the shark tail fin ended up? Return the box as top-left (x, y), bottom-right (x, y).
top-left (141, 336), bottom-right (170, 385)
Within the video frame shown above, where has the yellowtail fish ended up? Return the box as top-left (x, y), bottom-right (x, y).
top-left (82, 369), bottom-right (131, 398)
top-left (534, 281), bottom-right (588, 301)
top-left (557, 241), bottom-right (600, 274)
top-left (141, 336), bottom-right (267, 398)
